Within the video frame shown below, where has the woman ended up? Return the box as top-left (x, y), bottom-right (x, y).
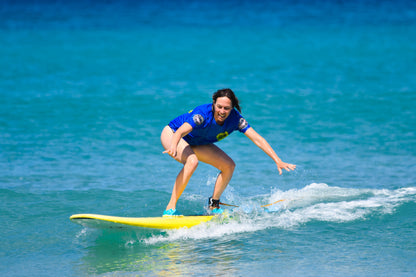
top-left (161, 88), bottom-right (296, 216)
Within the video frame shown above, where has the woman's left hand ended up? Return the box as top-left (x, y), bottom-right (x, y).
top-left (276, 161), bottom-right (296, 175)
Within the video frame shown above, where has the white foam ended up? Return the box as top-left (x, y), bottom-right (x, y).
top-left (263, 183), bottom-right (416, 226)
top-left (75, 228), bottom-right (88, 239)
top-left (143, 219), bottom-right (262, 244)
top-left (143, 183), bottom-right (416, 244)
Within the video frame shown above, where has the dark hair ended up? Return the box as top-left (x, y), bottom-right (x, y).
top-left (212, 88), bottom-right (241, 112)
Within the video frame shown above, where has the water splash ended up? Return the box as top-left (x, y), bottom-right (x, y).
top-left (143, 183), bottom-right (416, 244)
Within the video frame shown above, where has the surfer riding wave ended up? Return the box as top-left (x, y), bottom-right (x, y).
top-left (161, 88), bottom-right (296, 216)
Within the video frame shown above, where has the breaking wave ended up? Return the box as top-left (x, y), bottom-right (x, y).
top-left (143, 183), bottom-right (416, 244)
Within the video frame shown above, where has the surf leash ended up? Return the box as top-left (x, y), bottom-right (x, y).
top-left (260, 199), bottom-right (285, 208)
top-left (219, 202), bottom-right (240, 208)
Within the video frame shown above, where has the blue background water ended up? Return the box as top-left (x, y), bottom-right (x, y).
top-left (1, 0), bottom-right (416, 276)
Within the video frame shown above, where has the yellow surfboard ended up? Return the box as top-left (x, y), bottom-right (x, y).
top-left (70, 213), bottom-right (215, 229)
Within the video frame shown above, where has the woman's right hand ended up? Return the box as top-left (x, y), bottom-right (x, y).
top-left (162, 122), bottom-right (193, 159)
top-left (163, 144), bottom-right (177, 158)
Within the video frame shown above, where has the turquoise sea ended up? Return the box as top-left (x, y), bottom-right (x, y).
top-left (1, 0), bottom-right (416, 276)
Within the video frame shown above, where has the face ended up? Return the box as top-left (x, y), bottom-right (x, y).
top-left (213, 96), bottom-right (233, 125)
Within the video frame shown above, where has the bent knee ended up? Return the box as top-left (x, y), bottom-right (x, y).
top-left (222, 159), bottom-right (235, 174)
top-left (185, 155), bottom-right (199, 170)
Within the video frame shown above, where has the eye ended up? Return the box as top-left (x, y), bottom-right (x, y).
top-left (216, 104), bottom-right (231, 111)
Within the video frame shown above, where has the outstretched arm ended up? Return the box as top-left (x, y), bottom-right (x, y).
top-left (244, 127), bottom-right (296, 175)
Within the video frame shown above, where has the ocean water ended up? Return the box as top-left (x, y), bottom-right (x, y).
top-left (1, 0), bottom-right (416, 276)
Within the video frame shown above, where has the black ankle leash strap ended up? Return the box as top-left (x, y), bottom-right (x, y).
top-left (208, 197), bottom-right (220, 208)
